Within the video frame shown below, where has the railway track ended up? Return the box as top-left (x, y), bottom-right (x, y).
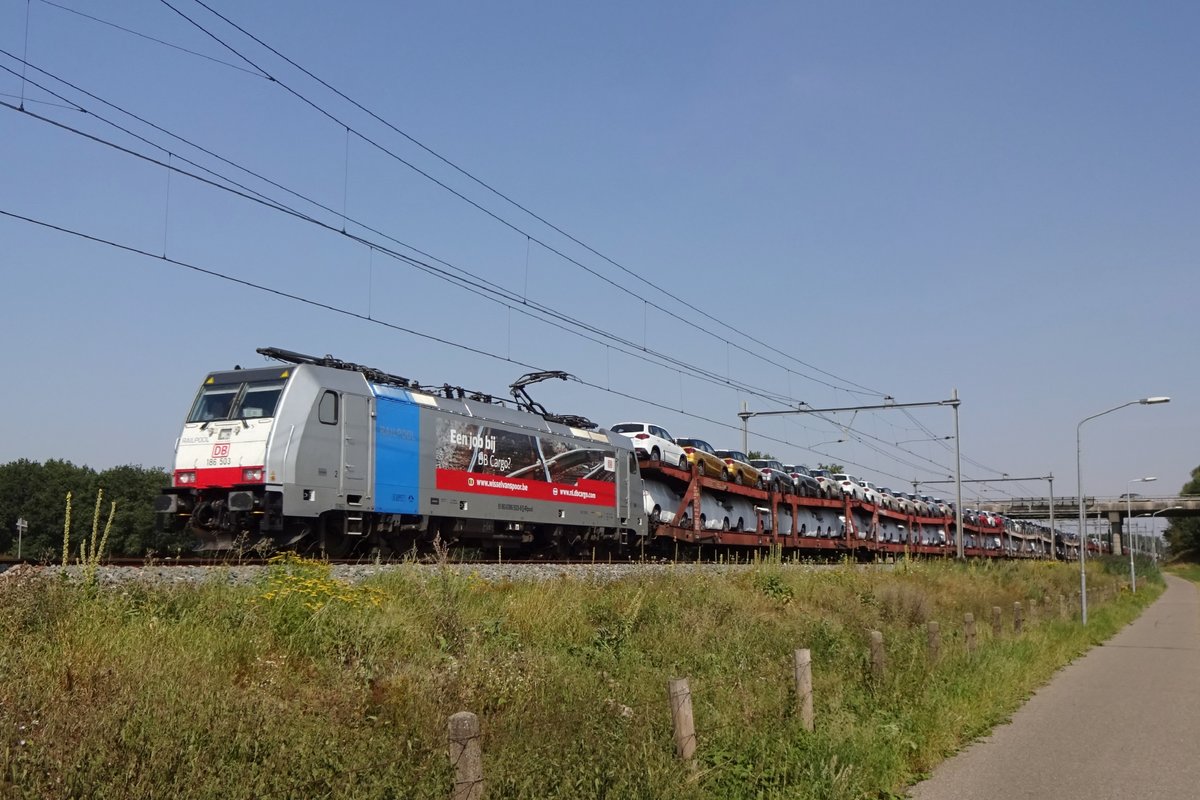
top-left (0, 554), bottom-right (647, 570)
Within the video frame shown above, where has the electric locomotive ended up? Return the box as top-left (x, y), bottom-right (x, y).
top-left (155, 348), bottom-right (647, 555)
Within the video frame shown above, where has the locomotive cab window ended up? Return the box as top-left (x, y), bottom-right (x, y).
top-left (186, 379), bottom-right (287, 423)
top-left (318, 391), bottom-right (338, 425)
top-left (239, 380), bottom-right (286, 419)
top-left (187, 386), bottom-right (239, 423)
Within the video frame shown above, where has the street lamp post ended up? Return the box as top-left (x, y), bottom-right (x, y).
top-left (1077, 397), bottom-right (1170, 624)
top-left (1126, 477), bottom-right (1157, 592)
top-left (1048, 473), bottom-right (1055, 560)
top-left (15, 517), bottom-right (26, 560)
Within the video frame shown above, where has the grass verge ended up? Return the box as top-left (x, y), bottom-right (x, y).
top-left (1165, 561), bottom-right (1200, 584)
top-left (0, 556), bottom-right (1162, 799)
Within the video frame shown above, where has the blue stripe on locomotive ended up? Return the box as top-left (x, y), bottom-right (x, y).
top-left (372, 385), bottom-right (421, 514)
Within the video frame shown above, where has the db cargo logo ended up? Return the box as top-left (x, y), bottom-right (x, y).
top-left (212, 444), bottom-right (230, 458)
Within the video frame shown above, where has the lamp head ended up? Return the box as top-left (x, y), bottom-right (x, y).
top-left (1140, 397), bottom-right (1171, 405)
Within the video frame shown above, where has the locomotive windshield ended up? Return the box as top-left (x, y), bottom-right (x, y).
top-left (187, 379), bottom-right (287, 423)
top-left (238, 381), bottom-right (286, 418)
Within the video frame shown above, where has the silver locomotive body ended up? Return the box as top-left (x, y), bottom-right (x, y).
top-left (157, 351), bottom-right (646, 554)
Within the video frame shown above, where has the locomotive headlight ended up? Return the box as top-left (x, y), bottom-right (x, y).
top-left (242, 468), bottom-right (264, 482)
top-left (176, 471), bottom-right (196, 486)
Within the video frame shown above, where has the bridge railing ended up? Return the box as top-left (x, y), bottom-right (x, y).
top-left (996, 497), bottom-right (1095, 510)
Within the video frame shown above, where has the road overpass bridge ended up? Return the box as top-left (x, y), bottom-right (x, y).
top-left (978, 495), bottom-right (1200, 553)
top-left (978, 495), bottom-right (1200, 520)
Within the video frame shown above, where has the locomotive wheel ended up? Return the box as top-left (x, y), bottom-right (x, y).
top-left (318, 513), bottom-right (361, 559)
top-left (319, 529), bottom-right (353, 559)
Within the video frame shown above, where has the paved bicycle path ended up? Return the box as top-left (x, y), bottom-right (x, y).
top-left (908, 574), bottom-right (1200, 800)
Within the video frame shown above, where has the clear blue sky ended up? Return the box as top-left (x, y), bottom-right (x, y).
top-left (2, 1), bottom-right (1196, 512)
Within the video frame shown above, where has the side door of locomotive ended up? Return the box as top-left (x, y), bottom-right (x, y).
top-left (340, 391), bottom-right (372, 506)
top-left (622, 450), bottom-right (645, 532)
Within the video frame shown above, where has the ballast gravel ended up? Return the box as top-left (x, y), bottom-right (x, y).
top-left (3, 560), bottom-right (811, 588)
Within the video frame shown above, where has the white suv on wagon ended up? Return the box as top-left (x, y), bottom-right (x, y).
top-left (833, 474), bottom-right (866, 502)
top-left (609, 422), bottom-right (687, 469)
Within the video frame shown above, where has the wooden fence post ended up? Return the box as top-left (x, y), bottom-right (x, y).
top-left (1014, 601), bottom-right (1023, 634)
top-left (794, 649), bottom-right (814, 732)
top-left (964, 612), bottom-right (977, 655)
top-left (869, 630), bottom-right (886, 682)
top-left (448, 711), bottom-right (483, 800)
top-left (927, 621), bottom-right (941, 663)
top-left (668, 678), bottom-right (697, 764)
top-left (992, 606), bottom-right (1002, 637)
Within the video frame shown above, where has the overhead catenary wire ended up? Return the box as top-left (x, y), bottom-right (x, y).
top-left (0, 90), bottom-right (75, 110)
top-left (1, 45), bottom-right (1008, 488)
top-left (0, 42), bottom-right (1025, 488)
top-left (0, 206), bottom-right (912, 481)
top-left (793, 410), bottom-right (1002, 492)
top-left (0, 94), bottom-right (815, 419)
top-left (182, 0), bottom-right (888, 400)
top-left (0, 88), bottom-right (996, 488)
top-left (153, 0), bottom-right (884, 399)
top-left (0, 59), bottom-right (829, 416)
top-left (0, 53), bottom-right (814, 413)
top-left (28, 0), bottom-right (877, 400)
top-left (19, 0), bottom-right (31, 108)
top-left (36, 0), bottom-right (267, 78)
top-left (895, 407), bottom-right (1034, 495)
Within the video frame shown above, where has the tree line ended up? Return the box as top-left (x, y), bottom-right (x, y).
top-left (1165, 465), bottom-right (1200, 559)
top-left (0, 459), bottom-right (182, 559)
